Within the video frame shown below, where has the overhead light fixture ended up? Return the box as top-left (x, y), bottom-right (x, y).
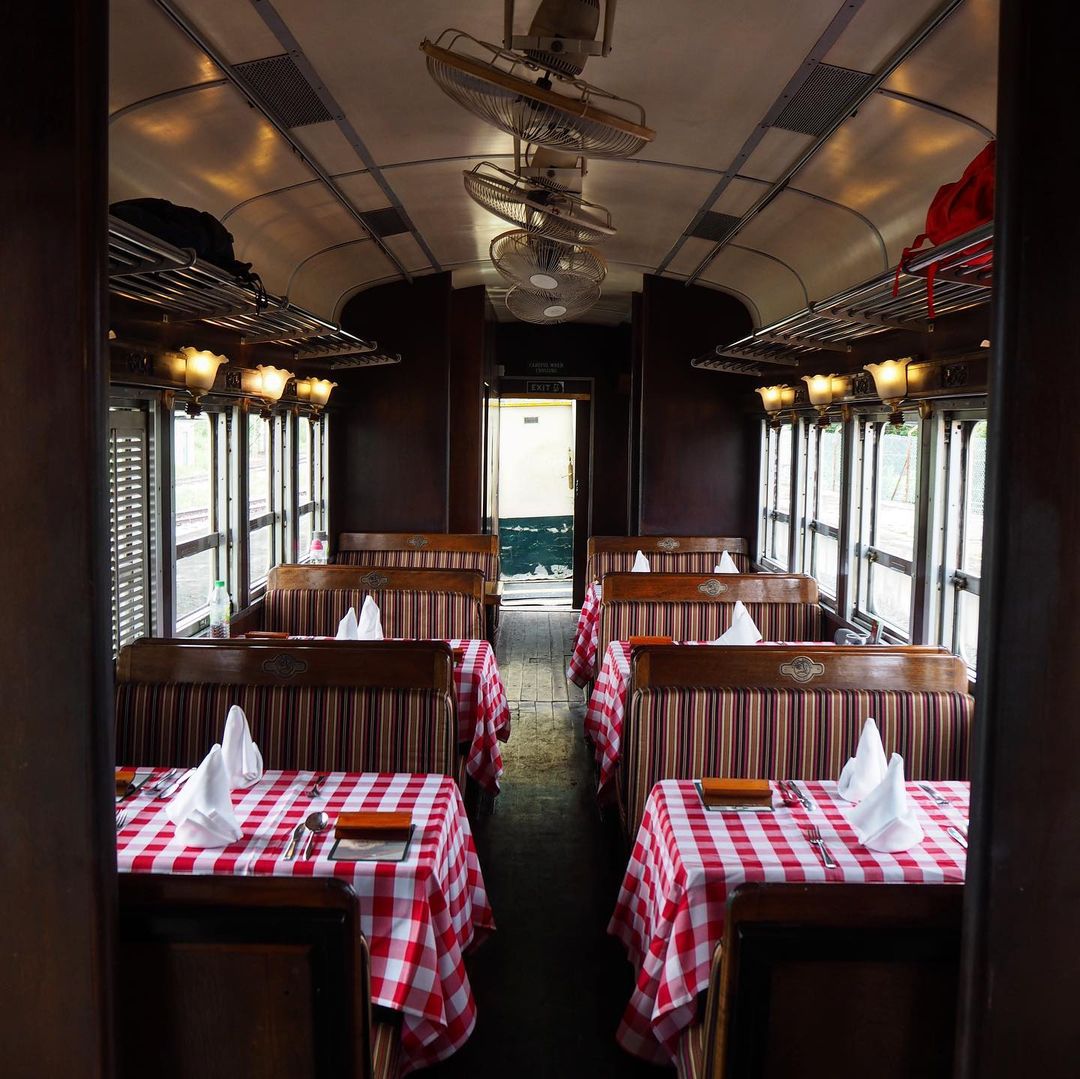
top-left (863, 358), bottom-right (912, 426)
top-left (253, 364), bottom-right (294, 413)
top-left (756, 384), bottom-right (796, 424)
top-left (294, 376), bottom-right (338, 413)
top-left (178, 347), bottom-right (228, 415)
top-left (801, 373), bottom-right (838, 426)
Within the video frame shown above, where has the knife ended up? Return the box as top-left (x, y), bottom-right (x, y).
top-left (946, 826), bottom-right (968, 850)
top-left (784, 780), bottom-right (812, 811)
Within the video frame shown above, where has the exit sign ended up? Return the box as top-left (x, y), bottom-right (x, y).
top-left (526, 380), bottom-right (565, 393)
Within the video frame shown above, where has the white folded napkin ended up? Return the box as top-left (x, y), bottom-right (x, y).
top-left (165, 745), bottom-right (243, 849)
top-left (631, 550), bottom-right (650, 573)
top-left (711, 600), bottom-right (762, 645)
top-left (336, 606), bottom-right (360, 640)
top-left (714, 551), bottom-right (740, 574)
top-left (221, 704), bottom-right (263, 790)
top-left (357, 595), bottom-right (384, 640)
top-left (847, 754), bottom-right (925, 853)
top-left (838, 717), bottom-right (889, 802)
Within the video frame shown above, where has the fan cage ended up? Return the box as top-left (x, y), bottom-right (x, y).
top-left (490, 230), bottom-right (607, 298)
top-left (421, 29), bottom-right (654, 159)
top-left (505, 282), bottom-right (601, 324)
top-left (463, 162), bottom-right (615, 245)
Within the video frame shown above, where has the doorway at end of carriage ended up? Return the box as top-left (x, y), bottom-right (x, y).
top-left (486, 386), bottom-right (592, 609)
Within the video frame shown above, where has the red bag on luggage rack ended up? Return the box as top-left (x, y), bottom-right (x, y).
top-left (893, 141), bottom-right (995, 319)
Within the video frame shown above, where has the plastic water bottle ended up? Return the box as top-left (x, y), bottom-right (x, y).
top-left (208, 580), bottom-right (231, 639)
top-left (308, 531), bottom-right (329, 565)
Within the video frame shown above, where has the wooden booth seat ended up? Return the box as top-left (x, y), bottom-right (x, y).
top-left (261, 564), bottom-right (485, 640)
top-left (598, 574), bottom-right (822, 658)
top-left (115, 639), bottom-right (461, 786)
top-left (337, 532), bottom-right (500, 583)
top-left (586, 536), bottom-right (751, 583)
top-left (676, 883), bottom-right (963, 1079)
top-left (620, 645), bottom-right (973, 835)
top-left (118, 875), bottom-right (402, 1079)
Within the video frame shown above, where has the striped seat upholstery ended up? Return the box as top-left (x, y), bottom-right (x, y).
top-left (588, 550), bottom-right (751, 582)
top-left (115, 682), bottom-right (457, 779)
top-left (622, 686), bottom-right (973, 835)
top-left (264, 586), bottom-right (483, 639)
top-left (371, 1014), bottom-right (403, 1079)
top-left (338, 548), bottom-right (499, 583)
top-left (599, 600), bottom-right (821, 656)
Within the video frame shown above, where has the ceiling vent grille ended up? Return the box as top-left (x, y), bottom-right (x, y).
top-left (688, 212), bottom-right (742, 244)
top-left (772, 62), bottom-right (873, 136)
top-left (232, 54), bottom-right (333, 128)
top-left (359, 207), bottom-right (410, 238)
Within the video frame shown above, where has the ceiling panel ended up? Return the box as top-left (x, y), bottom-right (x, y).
top-left (883, 0), bottom-right (998, 133)
top-left (701, 245), bottom-right (807, 326)
top-left (109, 82), bottom-right (313, 216)
top-left (823, 0), bottom-right (945, 73)
top-left (287, 241), bottom-right (398, 321)
top-left (739, 127), bottom-right (815, 183)
top-left (169, 0), bottom-right (283, 65)
top-left (793, 91), bottom-right (988, 264)
top-left (735, 188), bottom-right (888, 303)
top-left (110, 0), bottom-right (219, 113)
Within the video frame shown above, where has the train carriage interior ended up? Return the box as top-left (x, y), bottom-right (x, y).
top-left (3, 0), bottom-right (1079, 1076)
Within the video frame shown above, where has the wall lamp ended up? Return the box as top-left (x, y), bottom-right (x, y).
top-left (294, 376), bottom-right (338, 414)
top-left (755, 384), bottom-right (796, 425)
top-left (253, 364), bottom-right (295, 415)
top-left (178, 347), bottom-right (228, 415)
top-left (801, 373), bottom-right (841, 426)
top-left (863, 358), bottom-right (913, 426)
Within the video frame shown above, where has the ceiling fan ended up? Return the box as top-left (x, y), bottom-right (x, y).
top-left (490, 230), bottom-right (607, 298)
top-left (505, 282), bottom-right (602, 324)
top-left (463, 161), bottom-right (616, 246)
top-left (420, 0), bottom-right (654, 159)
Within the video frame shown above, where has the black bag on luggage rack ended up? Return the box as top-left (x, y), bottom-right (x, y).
top-left (110, 197), bottom-right (268, 310)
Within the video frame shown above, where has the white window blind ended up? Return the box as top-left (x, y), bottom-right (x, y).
top-left (109, 408), bottom-right (152, 656)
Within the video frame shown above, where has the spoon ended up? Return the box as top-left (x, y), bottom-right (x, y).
top-left (284, 819), bottom-right (307, 860)
top-left (303, 810), bottom-right (331, 859)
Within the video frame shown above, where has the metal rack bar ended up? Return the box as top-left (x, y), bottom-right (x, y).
top-left (107, 216), bottom-right (388, 360)
top-left (693, 224), bottom-right (993, 371)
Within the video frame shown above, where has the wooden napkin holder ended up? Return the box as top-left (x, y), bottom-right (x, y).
top-left (334, 811), bottom-right (413, 840)
top-left (699, 777), bottom-right (772, 808)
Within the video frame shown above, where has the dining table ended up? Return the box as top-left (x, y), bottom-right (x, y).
top-left (608, 777), bottom-right (969, 1065)
top-left (295, 637), bottom-right (511, 794)
top-left (567, 581), bottom-right (602, 688)
top-left (116, 768), bottom-right (495, 1074)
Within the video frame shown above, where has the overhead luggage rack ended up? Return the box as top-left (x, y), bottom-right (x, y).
top-left (108, 215), bottom-right (397, 364)
top-left (692, 224), bottom-right (993, 374)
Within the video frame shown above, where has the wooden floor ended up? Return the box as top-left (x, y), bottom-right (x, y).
top-left (429, 610), bottom-right (671, 1077)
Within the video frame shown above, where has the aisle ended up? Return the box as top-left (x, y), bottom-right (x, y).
top-left (429, 611), bottom-right (669, 1077)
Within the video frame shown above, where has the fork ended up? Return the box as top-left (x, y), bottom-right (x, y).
top-left (918, 782), bottom-right (951, 808)
top-left (115, 810), bottom-right (129, 833)
top-left (804, 825), bottom-right (838, 869)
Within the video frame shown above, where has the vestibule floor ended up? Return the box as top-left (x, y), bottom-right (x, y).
top-left (428, 611), bottom-right (671, 1078)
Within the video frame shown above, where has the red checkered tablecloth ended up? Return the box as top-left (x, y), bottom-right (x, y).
top-left (292, 638), bottom-right (511, 794)
top-left (584, 641), bottom-right (632, 797)
top-left (609, 778), bottom-right (969, 1064)
top-left (567, 582), bottom-right (601, 687)
top-left (117, 770), bottom-right (495, 1073)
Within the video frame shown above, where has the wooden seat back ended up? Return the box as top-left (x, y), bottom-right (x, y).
top-left (115, 639), bottom-right (459, 781)
top-left (268, 564), bottom-right (485, 603)
top-left (587, 536), bottom-right (750, 582)
top-left (117, 875), bottom-right (383, 1079)
top-left (599, 574), bottom-right (821, 657)
top-left (701, 883), bottom-right (963, 1079)
top-left (631, 644), bottom-right (968, 693)
top-left (336, 532), bottom-right (500, 581)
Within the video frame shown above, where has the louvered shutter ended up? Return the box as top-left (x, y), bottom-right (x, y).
top-left (109, 409), bottom-right (151, 656)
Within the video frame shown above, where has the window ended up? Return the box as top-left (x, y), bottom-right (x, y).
top-left (855, 418), bottom-right (921, 637)
top-left (174, 410), bottom-right (226, 633)
top-left (760, 422), bottom-right (792, 569)
top-left (800, 421), bottom-right (843, 599)
top-left (247, 413), bottom-right (279, 592)
top-left (108, 407), bottom-right (153, 655)
top-left (938, 417), bottom-right (988, 670)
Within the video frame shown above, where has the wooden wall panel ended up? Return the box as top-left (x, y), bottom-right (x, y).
top-left (957, 0), bottom-right (1080, 1071)
top-left (448, 286), bottom-right (486, 532)
top-left (335, 274), bottom-right (453, 533)
top-left (0, 1), bottom-right (114, 1073)
top-left (636, 276), bottom-right (757, 536)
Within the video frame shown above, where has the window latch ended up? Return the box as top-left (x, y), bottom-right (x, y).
top-left (951, 573), bottom-right (969, 591)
